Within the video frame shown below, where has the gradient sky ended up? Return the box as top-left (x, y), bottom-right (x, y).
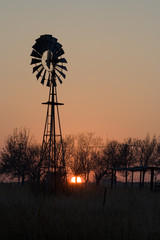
top-left (0, 0), bottom-right (160, 147)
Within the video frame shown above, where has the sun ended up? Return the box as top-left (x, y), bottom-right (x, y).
top-left (71, 176), bottom-right (82, 183)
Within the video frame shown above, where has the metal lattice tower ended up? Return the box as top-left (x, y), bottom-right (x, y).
top-left (30, 34), bottom-right (67, 190)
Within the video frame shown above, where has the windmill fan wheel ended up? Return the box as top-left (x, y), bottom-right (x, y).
top-left (30, 34), bottom-right (67, 86)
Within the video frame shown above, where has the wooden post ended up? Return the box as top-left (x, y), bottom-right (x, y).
top-left (131, 171), bottom-right (134, 188)
top-left (150, 169), bottom-right (154, 190)
top-left (103, 187), bottom-right (107, 210)
top-left (142, 170), bottom-right (145, 188)
top-left (139, 171), bottom-right (142, 189)
top-left (114, 170), bottom-right (117, 187)
top-left (111, 169), bottom-right (113, 189)
top-left (125, 169), bottom-right (128, 188)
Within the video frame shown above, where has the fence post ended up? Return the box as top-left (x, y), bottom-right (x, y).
top-left (111, 169), bottom-right (113, 189)
top-left (131, 171), bottom-right (134, 188)
top-left (150, 169), bottom-right (154, 190)
top-left (103, 187), bottom-right (107, 210)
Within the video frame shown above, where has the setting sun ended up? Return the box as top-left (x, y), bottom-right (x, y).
top-left (71, 176), bottom-right (82, 183)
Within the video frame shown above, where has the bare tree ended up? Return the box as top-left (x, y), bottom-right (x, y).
top-left (90, 137), bottom-right (106, 184)
top-left (62, 135), bottom-right (75, 174)
top-left (92, 140), bottom-right (122, 184)
top-left (103, 140), bottom-right (122, 168)
top-left (135, 135), bottom-right (157, 166)
top-left (92, 151), bottom-right (107, 185)
top-left (134, 135), bottom-right (158, 185)
top-left (155, 137), bottom-right (160, 167)
top-left (66, 133), bottom-right (101, 183)
top-left (26, 144), bottom-right (41, 183)
top-left (0, 128), bottom-right (41, 184)
top-left (76, 132), bottom-right (101, 183)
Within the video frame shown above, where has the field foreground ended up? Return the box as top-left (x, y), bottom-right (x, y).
top-left (0, 183), bottom-right (160, 240)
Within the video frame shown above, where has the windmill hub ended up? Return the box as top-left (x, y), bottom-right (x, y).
top-left (41, 50), bottom-right (54, 72)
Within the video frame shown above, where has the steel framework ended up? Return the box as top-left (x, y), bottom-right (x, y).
top-left (40, 73), bottom-right (66, 191)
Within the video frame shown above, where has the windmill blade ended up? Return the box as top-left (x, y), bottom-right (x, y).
top-left (36, 67), bottom-right (44, 80)
top-left (40, 34), bottom-right (54, 41)
top-left (57, 58), bottom-right (67, 64)
top-left (33, 64), bottom-right (42, 73)
top-left (56, 48), bottom-right (64, 57)
top-left (30, 50), bottom-right (41, 58)
top-left (40, 35), bottom-right (57, 50)
top-left (32, 42), bottom-right (45, 55)
top-left (44, 40), bottom-right (51, 51)
top-left (48, 37), bottom-right (58, 53)
top-left (55, 68), bottom-right (66, 79)
top-left (55, 73), bottom-right (63, 84)
top-left (31, 58), bottom-right (41, 65)
top-left (48, 39), bottom-right (57, 52)
top-left (37, 36), bottom-right (51, 50)
top-left (51, 36), bottom-right (58, 44)
top-left (57, 65), bottom-right (67, 71)
top-left (41, 70), bottom-right (46, 85)
top-left (43, 39), bottom-right (52, 50)
top-left (55, 42), bottom-right (62, 50)
top-left (49, 44), bottom-right (57, 53)
top-left (48, 40), bottom-right (57, 51)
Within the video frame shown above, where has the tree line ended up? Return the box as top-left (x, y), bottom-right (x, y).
top-left (0, 128), bottom-right (160, 184)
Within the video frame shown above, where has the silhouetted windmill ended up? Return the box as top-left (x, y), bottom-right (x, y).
top-left (30, 34), bottom-right (67, 191)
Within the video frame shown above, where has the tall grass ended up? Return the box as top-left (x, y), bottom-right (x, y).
top-left (0, 183), bottom-right (160, 240)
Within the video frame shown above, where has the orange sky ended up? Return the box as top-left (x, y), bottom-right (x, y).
top-left (0, 0), bottom-right (160, 147)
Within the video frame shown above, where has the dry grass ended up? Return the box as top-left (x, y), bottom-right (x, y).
top-left (0, 183), bottom-right (160, 240)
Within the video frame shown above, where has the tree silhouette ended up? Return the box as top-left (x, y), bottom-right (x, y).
top-left (0, 128), bottom-right (40, 184)
top-left (134, 135), bottom-right (158, 185)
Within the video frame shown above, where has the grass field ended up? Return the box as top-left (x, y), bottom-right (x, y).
top-left (0, 183), bottom-right (160, 240)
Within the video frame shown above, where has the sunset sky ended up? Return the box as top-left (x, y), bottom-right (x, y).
top-left (0, 0), bottom-right (160, 147)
